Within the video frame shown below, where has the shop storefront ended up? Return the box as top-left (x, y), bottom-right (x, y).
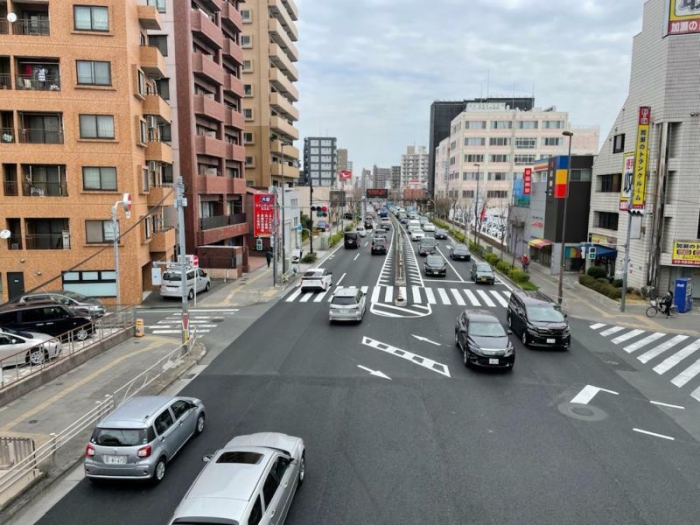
top-left (528, 238), bottom-right (552, 267)
top-left (582, 242), bottom-right (618, 277)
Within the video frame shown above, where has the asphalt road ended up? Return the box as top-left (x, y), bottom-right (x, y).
top-left (34, 217), bottom-right (700, 525)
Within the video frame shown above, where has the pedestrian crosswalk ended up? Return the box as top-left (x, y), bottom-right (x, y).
top-left (590, 324), bottom-right (700, 403)
top-left (145, 309), bottom-right (239, 336)
top-left (284, 284), bottom-right (510, 309)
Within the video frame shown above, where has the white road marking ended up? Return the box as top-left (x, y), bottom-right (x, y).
top-left (153, 329), bottom-right (210, 334)
top-left (364, 242), bottom-right (368, 247)
top-left (623, 332), bottom-right (666, 354)
top-left (600, 326), bottom-right (625, 337)
top-left (638, 334), bottom-right (689, 364)
top-left (490, 290), bottom-right (508, 307)
top-left (690, 386), bottom-right (700, 403)
top-left (357, 365), bottom-right (391, 380)
top-left (384, 286), bottom-right (394, 302)
top-left (314, 290), bottom-right (328, 302)
top-left (412, 335), bottom-right (441, 346)
top-left (437, 288), bottom-right (451, 305)
top-left (190, 308), bottom-right (239, 312)
top-left (632, 428), bottom-right (675, 441)
top-left (362, 337), bottom-right (450, 377)
top-left (450, 289), bottom-right (466, 306)
top-left (286, 288), bottom-right (303, 302)
top-left (437, 246), bottom-right (465, 282)
top-left (371, 286), bottom-right (381, 304)
top-left (412, 286), bottom-right (422, 304)
top-left (425, 288), bottom-right (437, 305)
top-left (650, 400), bottom-right (685, 410)
top-left (299, 292), bottom-right (314, 303)
top-left (590, 323), bottom-right (606, 330)
top-left (611, 329), bottom-right (645, 345)
top-left (353, 253), bottom-right (360, 261)
top-left (671, 358), bottom-right (700, 388)
top-left (399, 286), bottom-right (407, 300)
top-left (192, 316), bottom-right (212, 319)
top-left (652, 339), bottom-right (700, 375)
top-left (477, 290), bottom-right (495, 307)
top-left (463, 289), bottom-right (480, 306)
top-left (336, 273), bottom-right (346, 286)
top-left (570, 385), bottom-right (619, 405)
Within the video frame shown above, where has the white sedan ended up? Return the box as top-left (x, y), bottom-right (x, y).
top-left (300, 269), bottom-right (332, 293)
top-left (422, 223), bottom-right (436, 232)
top-left (410, 229), bottom-right (425, 242)
top-left (0, 328), bottom-right (62, 367)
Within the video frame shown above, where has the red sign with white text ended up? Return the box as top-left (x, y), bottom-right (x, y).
top-left (253, 193), bottom-right (275, 238)
top-left (523, 168), bottom-right (532, 195)
top-left (338, 170), bottom-right (352, 180)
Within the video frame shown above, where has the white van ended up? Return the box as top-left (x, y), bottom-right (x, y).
top-left (160, 267), bottom-right (211, 300)
top-left (407, 219), bottom-right (421, 230)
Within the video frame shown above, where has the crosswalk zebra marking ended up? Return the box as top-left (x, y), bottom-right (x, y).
top-left (384, 286), bottom-right (393, 302)
top-left (611, 329), bottom-right (645, 345)
top-left (412, 286), bottom-right (422, 304)
top-left (653, 339), bottom-right (700, 375)
top-left (314, 290), bottom-right (328, 303)
top-left (638, 335), bottom-right (689, 364)
top-left (590, 323), bottom-right (606, 330)
top-left (299, 292), bottom-right (314, 303)
top-left (451, 289), bottom-right (466, 306)
top-left (624, 332), bottom-right (666, 353)
top-left (600, 326), bottom-right (625, 337)
top-left (425, 288), bottom-right (437, 305)
top-left (464, 289), bottom-right (480, 306)
top-left (477, 290), bottom-right (495, 308)
top-left (286, 288), bottom-right (303, 302)
top-left (671, 358), bottom-right (700, 388)
top-left (437, 288), bottom-right (451, 305)
top-left (371, 286), bottom-right (381, 304)
top-left (491, 290), bottom-right (508, 307)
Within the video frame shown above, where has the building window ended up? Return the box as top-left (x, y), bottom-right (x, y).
top-left (244, 84), bottom-right (252, 96)
top-left (140, 120), bottom-right (148, 144)
top-left (490, 137), bottom-right (510, 146)
top-left (83, 167), bottom-right (116, 190)
top-left (245, 156), bottom-right (254, 166)
top-left (85, 220), bottom-right (116, 243)
top-left (598, 173), bottom-right (621, 192)
top-left (243, 60), bottom-right (253, 71)
top-left (137, 70), bottom-right (146, 95)
top-left (487, 190), bottom-right (508, 199)
top-left (613, 133), bottom-right (625, 154)
top-left (241, 35), bottom-right (252, 48)
top-left (543, 121), bottom-right (564, 129)
top-left (596, 212), bottom-right (619, 230)
top-left (464, 138), bottom-right (485, 146)
top-left (489, 154), bottom-right (509, 163)
top-left (79, 115), bottom-right (114, 139)
top-left (466, 121), bottom-right (486, 130)
top-left (74, 5), bottom-right (109, 32)
top-left (464, 154), bottom-right (484, 163)
top-left (144, 216), bottom-right (152, 239)
top-left (571, 169), bottom-right (592, 182)
top-left (148, 35), bottom-right (168, 56)
top-left (241, 9), bottom-right (251, 21)
top-left (488, 172), bottom-right (507, 181)
top-left (462, 172), bottom-right (478, 181)
top-left (243, 108), bottom-right (253, 120)
top-left (491, 121), bottom-right (512, 129)
top-left (514, 154), bottom-right (537, 165)
top-left (76, 60), bottom-right (111, 85)
top-left (146, 0), bottom-right (166, 13)
top-left (517, 121), bottom-right (538, 129)
top-left (543, 137), bottom-right (562, 146)
top-left (244, 132), bottom-right (253, 143)
top-left (515, 137), bottom-right (537, 149)
top-left (62, 270), bottom-right (117, 297)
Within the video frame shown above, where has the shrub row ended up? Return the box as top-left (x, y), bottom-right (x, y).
top-left (301, 252), bottom-right (317, 264)
top-left (329, 231), bottom-right (344, 248)
top-left (579, 274), bottom-right (622, 300)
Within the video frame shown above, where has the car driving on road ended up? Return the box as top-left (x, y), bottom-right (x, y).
top-left (434, 228), bottom-right (448, 240)
top-left (160, 267), bottom-right (211, 300)
top-left (329, 287), bottom-right (367, 323)
top-left (410, 229), bottom-right (425, 242)
top-left (371, 237), bottom-right (388, 255)
top-left (507, 290), bottom-right (571, 348)
top-left (300, 269), bottom-right (332, 293)
top-left (448, 244), bottom-right (471, 261)
top-left (424, 254), bottom-right (447, 277)
top-left (471, 262), bottom-right (495, 284)
top-left (422, 223), bottom-right (436, 233)
top-left (418, 237), bottom-right (438, 256)
top-left (344, 231), bottom-right (359, 249)
top-left (455, 309), bottom-right (515, 369)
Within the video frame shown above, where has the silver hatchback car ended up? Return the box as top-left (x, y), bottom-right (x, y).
top-left (85, 395), bottom-right (206, 484)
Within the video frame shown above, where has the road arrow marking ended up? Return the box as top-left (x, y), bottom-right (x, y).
top-left (357, 365), bottom-right (391, 380)
top-left (362, 337), bottom-right (450, 377)
top-left (412, 335), bottom-right (441, 346)
top-left (570, 385), bottom-right (619, 405)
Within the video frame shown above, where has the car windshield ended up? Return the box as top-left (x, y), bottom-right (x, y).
top-left (332, 296), bottom-right (357, 306)
top-left (527, 306), bottom-right (566, 323)
top-left (62, 291), bottom-right (89, 301)
top-left (91, 428), bottom-right (149, 447)
top-left (470, 322), bottom-right (507, 337)
top-left (426, 256), bottom-right (444, 265)
top-left (476, 264), bottom-right (492, 272)
top-left (303, 272), bottom-right (322, 280)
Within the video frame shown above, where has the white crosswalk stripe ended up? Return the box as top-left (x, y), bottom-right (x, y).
top-left (314, 290), bottom-right (328, 302)
top-left (639, 335), bottom-right (689, 364)
top-left (286, 288), bottom-right (303, 303)
top-left (450, 289), bottom-right (466, 306)
top-left (299, 292), bottom-right (314, 303)
top-left (653, 339), bottom-right (700, 375)
top-left (491, 290), bottom-right (508, 307)
top-left (384, 286), bottom-right (394, 302)
top-left (437, 288), bottom-right (451, 305)
top-left (371, 286), bottom-right (381, 304)
top-left (624, 332), bottom-right (666, 353)
top-left (611, 329), bottom-right (645, 345)
top-left (463, 289), bottom-right (480, 307)
top-left (425, 288), bottom-right (437, 305)
top-left (477, 290), bottom-right (495, 308)
top-left (600, 326), bottom-right (625, 337)
top-left (671, 358), bottom-right (700, 388)
top-left (590, 323), bottom-right (606, 330)
top-left (412, 286), bottom-right (422, 304)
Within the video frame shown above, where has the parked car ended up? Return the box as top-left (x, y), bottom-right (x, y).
top-left (418, 237), bottom-right (438, 256)
top-left (356, 225), bottom-right (366, 238)
top-left (507, 290), bottom-right (571, 348)
top-left (434, 228), bottom-right (448, 240)
top-left (85, 395), bottom-right (206, 484)
top-left (19, 291), bottom-right (106, 318)
top-left (0, 302), bottom-right (93, 341)
top-left (455, 309), bottom-right (514, 369)
top-left (371, 237), bottom-right (388, 255)
top-left (300, 269), bottom-right (332, 293)
top-left (448, 244), bottom-right (471, 261)
top-left (329, 287), bottom-right (367, 323)
top-left (471, 262), bottom-right (495, 284)
top-left (424, 255), bottom-right (447, 277)
top-left (0, 327), bottom-right (62, 367)
top-left (160, 267), bottom-right (210, 300)
top-left (410, 229), bottom-right (425, 242)
top-left (344, 231), bottom-right (359, 249)
top-left (168, 433), bottom-right (305, 525)
top-left (422, 223), bottom-right (436, 233)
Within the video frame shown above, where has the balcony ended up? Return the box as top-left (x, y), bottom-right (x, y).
top-left (1, 127), bottom-right (15, 144)
top-left (224, 107), bottom-right (245, 130)
top-left (0, 73), bottom-right (10, 90)
top-left (140, 45), bottom-right (167, 78)
top-left (223, 73), bottom-right (244, 97)
top-left (221, 1), bottom-right (243, 32)
top-left (196, 134), bottom-right (228, 158)
top-left (138, 5), bottom-right (162, 30)
top-left (227, 143), bottom-right (246, 162)
top-left (268, 0), bottom-right (298, 41)
top-left (16, 73), bottom-right (61, 91)
top-left (147, 184), bottom-right (175, 206)
top-left (12, 18), bottom-right (50, 36)
top-left (0, 19), bottom-right (8, 35)
top-left (191, 9), bottom-right (223, 49)
top-left (198, 214), bottom-right (248, 245)
top-left (143, 93), bottom-right (171, 122)
top-left (222, 38), bottom-right (243, 65)
top-left (25, 233), bottom-right (69, 250)
top-left (269, 43), bottom-right (298, 81)
top-left (194, 94), bottom-right (225, 122)
top-left (270, 140), bottom-right (299, 159)
top-left (193, 53), bottom-right (225, 85)
top-left (23, 181), bottom-right (68, 197)
top-left (19, 129), bottom-right (64, 144)
top-left (268, 18), bottom-right (298, 62)
top-left (146, 140), bottom-right (173, 164)
top-left (270, 93), bottom-right (299, 121)
top-left (149, 227), bottom-right (176, 253)
top-left (282, 0), bottom-right (299, 21)
top-left (200, 213), bottom-right (246, 230)
top-left (269, 68), bottom-right (298, 102)
top-left (270, 162), bottom-right (299, 179)
top-left (197, 175), bottom-right (246, 194)
top-left (270, 116), bottom-right (299, 141)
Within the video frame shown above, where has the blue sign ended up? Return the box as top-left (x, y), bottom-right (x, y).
top-left (513, 179), bottom-right (524, 198)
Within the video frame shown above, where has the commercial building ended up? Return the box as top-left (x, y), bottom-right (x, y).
top-left (240, 0), bottom-right (299, 188)
top-left (401, 145), bottom-right (428, 189)
top-left (303, 136), bottom-right (337, 187)
top-left (0, 0), bottom-right (176, 305)
top-left (371, 165), bottom-right (391, 190)
top-left (588, 0), bottom-right (700, 297)
top-left (390, 165), bottom-right (401, 198)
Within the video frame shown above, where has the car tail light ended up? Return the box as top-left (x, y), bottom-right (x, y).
top-left (137, 445), bottom-right (152, 458)
top-left (86, 444), bottom-right (95, 457)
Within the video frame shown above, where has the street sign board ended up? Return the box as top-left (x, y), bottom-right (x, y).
top-left (523, 168), bottom-right (532, 195)
top-left (254, 193), bottom-right (275, 237)
top-left (366, 189), bottom-right (388, 199)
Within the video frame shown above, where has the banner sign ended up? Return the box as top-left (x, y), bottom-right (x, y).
top-left (631, 107), bottom-right (651, 213)
top-left (338, 170), bottom-right (352, 180)
top-left (672, 240), bottom-right (700, 266)
top-left (253, 193), bottom-right (274, 238)
top-left (366, 189), bottom-right (388, 198)
top-left (668, 0), bottom-right (700, 35)
top-left (523, 168), bottom-right (532, 195)
top-left (620, 152), bottom-right (634, 211)
top-left (554, 156), bottom-right (569, 199)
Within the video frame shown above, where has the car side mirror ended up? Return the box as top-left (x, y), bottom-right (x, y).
top-left (202, 454), bottom-right (213, 463)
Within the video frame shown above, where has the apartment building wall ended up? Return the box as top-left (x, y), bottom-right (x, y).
top-left (400, 145), bottom-right (428, 188)
top-left (0, 0), bottom-right (176, 305)
top-left (240, 0), bottom-right (299, 188)
top-left (303, 136), bottom-right (336, 187)
top-left (371, 166), bottom-right (391, 190)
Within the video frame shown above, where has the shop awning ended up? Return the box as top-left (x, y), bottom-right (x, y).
top-left (528, 238), bottom-right (553, 249)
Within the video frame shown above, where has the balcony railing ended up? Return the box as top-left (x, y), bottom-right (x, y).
top-left (13, 18), bottom-right (50, 36)
top-left (0, 19), bottom-right (8, 35)
top-left (199, 213), bottom-right (246, 230)
top-left (16, 74), bottom-right (60, 91)
top-left (19, 129), bottom-right (64, 144)
top-left (23, 181), bottom-right (68, 197)
top-left (1, 128), bottom-right (15, 143)
top-left (3, 181), bottom-right (18, 196)
top-left (0, 74), bottom-right (11, 90)
top-left (25, 233), bottom-right (69, 250)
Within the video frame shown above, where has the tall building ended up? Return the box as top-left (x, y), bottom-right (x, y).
top-left (588, 0), bottom-right (700, 295)
top-left (337, 148), bottom-right (348, 172)
top-left (371, 166), bottom-right (391, 190)
top-left (303, 137), bottom-right (337, 187)
top-left (0, 0), bottom-right (176, 305)
top-left (401, 145), bottom-right (429, 188)
top-left (390, 166), bottom-right (401, 191)
top-left (240, 0), bottom-right (299, 188)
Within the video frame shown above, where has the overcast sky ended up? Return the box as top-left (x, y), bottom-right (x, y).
top-left (294, 0), bottom-right (643, 174)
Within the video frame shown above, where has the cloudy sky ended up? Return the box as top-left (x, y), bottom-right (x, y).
top-left (295, 0), bottom-right (644, 174)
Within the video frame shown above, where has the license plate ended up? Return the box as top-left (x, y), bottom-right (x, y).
top-left (489, 358), bottom-right (500, 365)
top-left (104, 455), bottom-right (127, 465)
top-left (547, 338), bottom-right (556, 344)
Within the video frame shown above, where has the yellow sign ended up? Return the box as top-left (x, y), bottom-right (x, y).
top-left (668, 1), bottom-right (700, 35)
top-left (672, 240), bottom-right (700, 267)
top-left (590, 234), bottom-right (616, 247)
top-left (631, 107), bottom-right (651, 212)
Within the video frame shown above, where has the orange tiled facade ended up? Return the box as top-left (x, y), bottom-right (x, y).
top-left (0, 0), bottom-right (176, 305)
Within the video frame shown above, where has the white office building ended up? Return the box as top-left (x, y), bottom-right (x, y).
top-left (401, 146), bottom-right (429, 189)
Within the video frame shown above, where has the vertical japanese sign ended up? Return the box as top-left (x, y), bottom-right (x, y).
top-left (667, 0), bottom-right (700, 36)
top-left (631, 107), bottom-right (651, 213)
top-left (554, 156), bottom-right (569, 199)
top-left (619, 152), bottom-right (635, 211)
top-left (523, 168), bottom-right (532, 195)
top-left (253, 193), bottom-right (274, 238)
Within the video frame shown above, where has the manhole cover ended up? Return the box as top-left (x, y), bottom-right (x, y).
top-left (212, 318), bottom-right (224, 323)
top-left (28, 419), bottom-right (38, 425)
top-left (572, 407), bottom-right (595, 417)
top-left (558, 402), bottom-right (608, 422)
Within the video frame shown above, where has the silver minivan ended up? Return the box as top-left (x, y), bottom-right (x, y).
top-left (329, 287), bottom-right (367, 323)
top-left (169, 432), bottom-right (305, 525)
top-left (160, 267), bottom-right (211, 300)
top-left (85, 395), bottom-right (206, 484)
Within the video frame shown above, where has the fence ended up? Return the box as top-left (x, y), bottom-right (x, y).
top-left (0, 438), bottom-right (34, 469)
top-left (0, 336), bottom-right (197, 503)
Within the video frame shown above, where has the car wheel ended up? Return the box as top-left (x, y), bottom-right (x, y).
top-left (522, 330), bottom-right (528, 346)
top-left (454, 331), bottom-right (461, 349)
top-left (27, 348), bottom-right (45, 366)
top-left (195, 412), bottom-right (205, 435)
top-left (204, 282), bottom-right (210, 292)
top-left (298, 453), bottom-right (306, 485)
top-left (152, 457), bottom-right (167, 484)
top-left (188, 289), bottom-right (194, 300)
top-left (463, 349), bottom-right (469, 367)
top-left (76, 328), bottom-right (89, 341)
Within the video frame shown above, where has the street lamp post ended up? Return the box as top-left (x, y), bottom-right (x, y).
top-left (558, 131), bottom-right (574, 306)
top-left (473, 163), bottom-right (481, 245)
top-left (111, 193), bottom-right (131, 308)
top-left (280, 143), bottom-right (287, 274)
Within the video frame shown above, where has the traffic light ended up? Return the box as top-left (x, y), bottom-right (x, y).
top-left (321, 205), bottom-right (328, 218)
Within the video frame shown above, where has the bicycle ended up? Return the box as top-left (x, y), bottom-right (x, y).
top-left (646, 299), bottom-right (678, 318)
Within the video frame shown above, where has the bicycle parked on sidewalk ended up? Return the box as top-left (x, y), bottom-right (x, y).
top-left (646, 298), bottom-right (678, 318)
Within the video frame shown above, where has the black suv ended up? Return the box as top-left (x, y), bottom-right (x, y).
top-left (0, 302), bottom-right (94, 341)
top-left (344, 232), bottom-right (359, 249)
top-left (424, 255), bottom-right (447, 277)
top-left (506, 290), bottom-right (570, 349)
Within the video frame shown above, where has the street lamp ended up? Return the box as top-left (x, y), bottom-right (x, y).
top-left (111, 193), bottom-right (132, 308)
top-left (558, 131), bottom-right (574, 306)
top-left (473, 163), bottom-right (481, 245)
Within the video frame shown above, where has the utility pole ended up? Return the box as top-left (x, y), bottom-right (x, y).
top-left (111, 193), bottom-right (131, 309)
top-left (309, 174), bottom-right (314, 254)
top-left (281, 144), bottom-right (287, 274)
top-left (558, 131), bottom-right (574, 306)
top-left (473, 163), bottom-right (480, 245)
top-left (175, 177), bottom-right (189, 344)
top-left (620, 211), bottom-right (633, 312)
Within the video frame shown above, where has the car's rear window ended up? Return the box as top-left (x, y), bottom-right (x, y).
top-left (303, 272), bottom-right (322, 280)
top-left (162, 272), bottom-right (182, 282)
top-left (420, 239), bottom-right (436, 246)
top-left (91, 428), bottom-right (150, 447)
top-left (332, 296), bottom-right (357, 305)
top-left (427, 256), bottom-right (444, 265)
top-left (477, 264), bottom-right (492, 271)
